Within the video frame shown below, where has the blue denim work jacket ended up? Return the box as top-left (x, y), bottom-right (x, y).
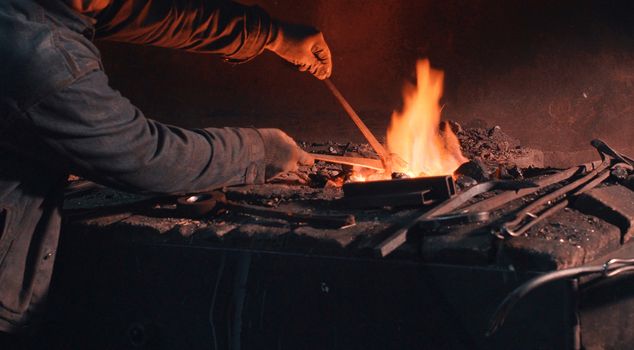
top-left (0, 0), bottom-right (274, 332)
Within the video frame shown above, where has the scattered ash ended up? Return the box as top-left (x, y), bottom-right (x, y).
top-left (452, 123), bottom-right (516, 159)
top-left (523, 208), bottom-right (604, 247)
top-left (450, 122), bottom-right (544, 170)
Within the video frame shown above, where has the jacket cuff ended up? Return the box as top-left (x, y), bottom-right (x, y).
top-left (201, 127), bottom-right (267, 186)
top-left (241, 128), bottom-right (267, 184)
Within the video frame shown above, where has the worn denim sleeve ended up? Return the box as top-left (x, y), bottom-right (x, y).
top-left (24, 69), bottom-right (267, 194)
top-left (94, 0), bottom-right (275, 62)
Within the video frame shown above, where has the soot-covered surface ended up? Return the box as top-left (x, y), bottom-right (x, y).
top-left (48, 127), bottom-right (634, 350)
top-left (63, 126), bottom-right (633, 272)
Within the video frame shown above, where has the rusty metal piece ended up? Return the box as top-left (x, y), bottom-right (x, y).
top-left (311, 153), bottom-right (385, 171)
top-left (177, 191), bottom-right (355, 229)
top-left (323, 79), bottom-right (407, 171)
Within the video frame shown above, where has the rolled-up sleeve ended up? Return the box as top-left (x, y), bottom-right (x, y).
top-left (24, 69), bottom-right (267, 194)
top-left (94, 0), bottom-right (274, 62)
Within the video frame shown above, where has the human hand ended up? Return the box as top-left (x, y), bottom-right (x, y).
top-left (257, 128), bottom-right (314, 180)
top-left (266, 22), bottom-right (332, 80)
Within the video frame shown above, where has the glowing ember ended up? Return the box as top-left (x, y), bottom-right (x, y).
top-left (386, 59), bottom-right (467, 178)
top-left (349, 167), bottom-right (387, 182)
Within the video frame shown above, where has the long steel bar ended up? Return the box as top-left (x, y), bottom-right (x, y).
top-left (311, 153), bottom-right (385, 170)
top-left (323, 79), bottom-right (390, 166)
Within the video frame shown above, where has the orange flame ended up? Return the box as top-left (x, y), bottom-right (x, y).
top-left (386, 59), bottom-right (467, 177)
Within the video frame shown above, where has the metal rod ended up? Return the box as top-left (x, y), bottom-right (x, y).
top-left (311, 153), bottom-right (385, 171)
top-left (323, 79), bottom-right (389, 164)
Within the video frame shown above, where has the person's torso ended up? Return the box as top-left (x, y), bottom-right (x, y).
top-left (0, 0), bottom-right (104, 273)
top-left (0, 0), bottom-right (102, 118)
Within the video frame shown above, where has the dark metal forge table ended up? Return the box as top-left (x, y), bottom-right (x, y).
top-left (44, 234), bottom-right (575, 350)
top-left (40, 178), bottom-right (634, 349)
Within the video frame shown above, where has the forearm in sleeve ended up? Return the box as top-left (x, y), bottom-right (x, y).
top-left (94, 0), bottom-right (275, 62)
top-left (25, 69), bottom-right (267, 194)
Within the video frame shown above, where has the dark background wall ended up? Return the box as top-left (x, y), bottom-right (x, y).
top-left (98, 0), bottom-right (633, 164)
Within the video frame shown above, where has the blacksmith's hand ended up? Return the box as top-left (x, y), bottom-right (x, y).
top-left (257, 128), bottom-right (314, 180)
top-left (266, 22), bottom-right (332, 80)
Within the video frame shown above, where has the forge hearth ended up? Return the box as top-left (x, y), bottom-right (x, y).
top-left (51, 125), bottom-right (634, 349)
top-left (61, 125), bottom-right (633, 271)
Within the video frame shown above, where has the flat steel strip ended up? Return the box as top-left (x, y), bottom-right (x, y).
top-left (311, 153), bottom-right (385, 171)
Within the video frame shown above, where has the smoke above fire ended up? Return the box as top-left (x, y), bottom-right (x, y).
top-left (386, 59), bottom-right (467, 177)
